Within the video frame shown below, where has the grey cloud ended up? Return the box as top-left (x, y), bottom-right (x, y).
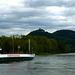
top-left (63, 7), bottom-right (75, 16)
top-left (23, 0), bottom-right (65, 7)
top-left (0, 0), bottom-right (75, 36)
top-left (64, 0), bottom-right (75, 7)
top-left (23, 0), bottom-right (75, 8)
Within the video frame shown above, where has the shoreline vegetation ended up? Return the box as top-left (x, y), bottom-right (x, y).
top-left (0, 35), bottom-right (71, 55)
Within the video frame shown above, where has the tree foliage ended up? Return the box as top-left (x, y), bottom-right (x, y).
top-left (0, 35), bottom-right (71, 55)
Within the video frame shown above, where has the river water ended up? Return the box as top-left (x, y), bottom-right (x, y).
top-left (0, 53), bottom-right (75, 75)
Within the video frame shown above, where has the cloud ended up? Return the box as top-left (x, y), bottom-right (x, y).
top-left (0, 0), bottom-right (75, 36)
top-left (23, 0), bottom-right (65, 7)
top-left (23, 0), bottom-right (75, 7)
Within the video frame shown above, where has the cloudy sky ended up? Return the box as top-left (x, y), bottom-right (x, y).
top-left (0, 0), bottom-right (75, 36)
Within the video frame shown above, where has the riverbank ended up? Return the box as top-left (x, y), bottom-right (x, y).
top-left (36, 52), bottom-right (71, 56)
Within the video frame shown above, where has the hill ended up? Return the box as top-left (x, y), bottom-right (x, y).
top-left (53, 30), bottom-right (75, 39)
top-left (53, 30), bottom-right (75, 52)
top-left (28, 28), bottom-right (54, 38)
top-left (28, 29), bottom-right (75, 52)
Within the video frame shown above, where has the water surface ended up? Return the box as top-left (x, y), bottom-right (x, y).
top-left (0, 53), bottom-right (75, 75)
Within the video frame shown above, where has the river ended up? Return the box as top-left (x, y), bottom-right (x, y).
top-left (0, 53), bottom-right (75, 75)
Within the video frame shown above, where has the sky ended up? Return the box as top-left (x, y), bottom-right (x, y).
top-left (0, 0), bottom-right (75, 36)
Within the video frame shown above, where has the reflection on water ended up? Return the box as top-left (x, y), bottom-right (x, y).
top-left (0, 53), bottom-right (75, 75)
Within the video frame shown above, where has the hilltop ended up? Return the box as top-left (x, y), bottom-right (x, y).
top-left (28, 28), bottom-right (54, 38)
top-left (53, 30), bottom-right (75, 39)
top-left (28, 28), bottom-right (75, 52)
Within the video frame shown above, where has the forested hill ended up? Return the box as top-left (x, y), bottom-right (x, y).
top-left (0, 28), bottom-right (74, 55)
top-left (28, 28), bottom-right (54, 38)
top-left (53, 30), bottom-right (75, 52)
top-left (28, 28), bottom-right (75, 52)
top-left (53, 30), bottom-right (75, 39)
